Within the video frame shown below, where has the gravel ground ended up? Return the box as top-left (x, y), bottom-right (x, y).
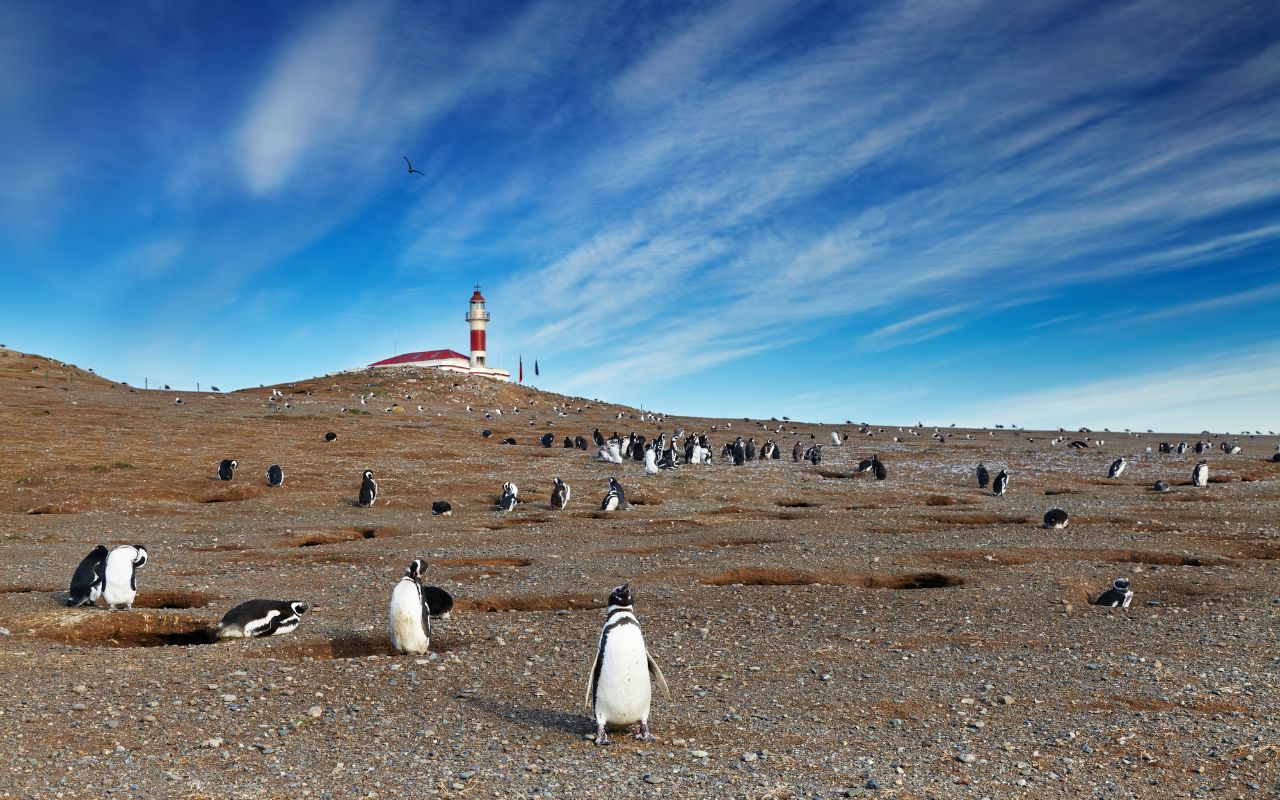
top-left (1, 346), bottom-right (1277, 800)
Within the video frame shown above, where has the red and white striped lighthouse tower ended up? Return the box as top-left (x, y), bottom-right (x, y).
top-left (465, 285), bottom-right (491, 369)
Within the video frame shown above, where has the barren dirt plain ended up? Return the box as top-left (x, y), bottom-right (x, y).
top-left (0, 346), bottom-right (1276, 800)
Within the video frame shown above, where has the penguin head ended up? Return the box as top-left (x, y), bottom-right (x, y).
top-left (363, 470), bottom-right (374, 480)
top-left (291, 602), bottom-right (309, 616)
top-left (1112, 577), bottom-right (1131, 591)
top-left (405, 559), bottom-right (425, 579)
top-left (608, 583), bottom-right (633, 608)
top-left (230, 460), bottom-right (238, 470)
top-left (129, 545), bottom-right (148, 567)
top-left (553, 477), bottom-right (564, 488)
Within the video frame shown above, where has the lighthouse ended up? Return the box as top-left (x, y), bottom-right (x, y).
top-left (465, 285), bottom-right (491, 369)
top-left (365, 285), bottom-right (510, 380)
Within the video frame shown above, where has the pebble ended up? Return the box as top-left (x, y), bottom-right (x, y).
top-left (866, 778), bottom-right (880, 789)
top-left (741, 752), bottom-right (757, 763)
top-left (73, 685), bottom-right (88, 695)
top-left (690, 750), bottom-right (709, 759)
top-left (957, 753), bottom-right (977, 764)
top-left (201, 738), bottom-right (223, 748)
top-left (642, 773), bottom-right (662, 784)
top-left (308, 705), bottom-right (324, 719)
top-left (998, 695), bottom-right (1015, 705)
top-left (0, 627), bottom-right (9, 636)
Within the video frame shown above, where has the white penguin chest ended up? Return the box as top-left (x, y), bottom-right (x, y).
top-left (390, 580), bottom-right (429, 652)
top-left (596, 626), bottom-right (651, 724)
top-left (103, 554), bottom-right (136, 604)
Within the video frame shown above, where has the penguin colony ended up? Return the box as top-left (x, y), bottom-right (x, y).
top-left (54, 388), bottom-right (1253, 746)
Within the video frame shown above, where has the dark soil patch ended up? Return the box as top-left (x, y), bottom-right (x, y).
top-left (701, 568), bottom-right (964, 589)
top-left (435, 557), bottom-right (532, 568)
top-left (815, 469), bottom-right (858, 479)
top-left (19, 610), bottom-right (218, 647)
top-left (455, 593), bottom-right (603, 613)
top-left (202, 486), bottom-right (260, 503)
top-left (133, 589), bottom-right (221, 609)
top-left (0, 584), bottom-right (60, 594)
top-left (918, 495), bottom-right (971, 506)
top-left (27, 503), bottom-right (78, 515)
top-left (930, 513), bottom-right (1030, 525)
top-left (283, 527), bottom-right (393, 547)
top-left (776, 499), bottom-right (820, 508)
top-left (1044, 488), bottom-right (1077, 496)
top-left (482, 516), bottom-right (551, 530)
top-left (190, 543), bottom-right (251, 552)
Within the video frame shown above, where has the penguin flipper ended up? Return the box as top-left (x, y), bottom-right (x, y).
top-left (647, 653), bottom-right (671, 700)
top-left (585, 648), bottom-right (600, 710)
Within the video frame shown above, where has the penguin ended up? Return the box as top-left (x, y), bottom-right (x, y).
top-left (871, 455), bottom-right (887, 480)
top-left (422, 585), bottom-right (454, 619)
top-left (389, 560), bottom-right (432, 654)
top-left (608, 477), bottom-right (629, 509)
top-left (499, 482), bottom-right (519, 511)
top-left (103, 545), bottom-right (148, 610)
top-left (593, 428), bottom-right (605, 447)
top-left (1177, 441), bottom-right (1189, 454)
top-left (1042, 508), bottom-right (1069, 529)
top-left (324, 432), bottom-right (338, 442)
top-left (575, 435), bottom-right (589, 450)
top-left (976, 463), bottom-right (990, 489)
top-left (1192, 460), bottom-right (1209, 487)
top-left (265, 464), bottom-right (284, 487)
top-left (856, 457), bottom-right (875, 473)
top-left (745, 438), bottom-right (757, 461)
top-left (67, 545), bottom-right (109, 607)
top-left (830, 431), bottom-right (840, 446)
top-left (431, 500), bottom-right (452, 516)
top-left (501, 437), bottom-right (517, 445)
top-left (216, 459), bottom-right (237, 481)
top-left (1151, 480), bottom-right (1170, 492)
top-left (601, 489), bottom-right (621, 511)
top-left (732, 437), bottom-right (746, 466)
top-left (550, 478), bottom-right (571, 510)
top-left (563, 436), bottom-right (574, 448)
top-left (482, 429), bottom-right (492, 438)
top-left (540, 432), bottom-right (555, 448)
top-left (585, 583), bottom-right (670, 745)
top-left (792, 441), bottom-right (805, 462)
top-left (760, 439), bottom-right (777, 460)
top-left (358, 470), bottom-right (378, 507)
top-left (643, 446), bottom-right (659, 475)
top-left (1093, 577), bottom-right (1133, 608)
top-left (216, 599), bottom-right (308, 639)
top-left (805, 444), bottom-right (822, 465)
top-left (1158, 442), bottom-right (1172, 454)
top-left (992, 469), bottom-right (1009, 497)
top-left (1108, 457), bottom-right (1127, 479)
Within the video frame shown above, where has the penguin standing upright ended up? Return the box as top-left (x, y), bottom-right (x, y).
top-left (871, 455), bottom-right (887, 480)
top-left (585, 583), bottom-right (671, 745)
top-left (216, 459), bottom-right (237, 481)
top-left (608, 477), bottom-right (629, 509)
top-left (792, 441), bottom-right (804, 462)
top-left (1192, 460), bottom-right (1209, 487)
top-left (216, 599), bottom-right (308, 638)
top-left (265, 464), bottom-right (284, 487)
top-left (760, 439), bottom-right (777, 460)
top-left (389, 560), bottom-right (432, 654)
top-left (992, 469), bottom-right (1009, 497)
top-left (1108, 457), bottom-right (1127, 478)
top-left (550, 478), bottom-right (571, 510)
top-left (732, 437), bottom-right (746, 466)
top-left (540, 432), bottom-right (555, 448)
top-left (1093, 577), bottom-right (1133, 608)
top-left (643, 446), bottom-right (659, 475)
top-left (102, 545), bottom-right (148, 610)
top-left (976, 463), bottom-right (990, 489)
top-left (745, 438), bottom-right (756, 461)
top-left (358, 470), bottom-right (378, 507)
top-left (499, 482), bottom-right (519, 512)
top-left (830, 431), bottom-right (841, 446)
top-left (67, 545), bottom-right (109, 607)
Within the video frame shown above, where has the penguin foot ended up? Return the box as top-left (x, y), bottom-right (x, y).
top-left (634, 722), bottom-right (653, 741)
top-left (594, 726), bottom-right (610, 746)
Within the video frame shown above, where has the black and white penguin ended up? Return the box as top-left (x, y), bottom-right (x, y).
top-left (265, 464), bottom-right (284, 487)
top-left (992, 469), bottom-right (1009, 497)
top-left (871, 455), bottom-right (886, 480)
top-left (499, 482), bottom-right (519, 512)
top-left (550, 478), bottom-right (571, 510)
top-left (1093, 577), bottom-right (1133, 608)
top-left (643, 445), bottom-right (659, 475)
top-left (564, 436), bottom-right (574, 448)
top-left (1151, 480), bottom-right (1170, 492)
top-left (760, 439), bottom-right (777, 460)
top-left (1108, 457), bottom-right (1127, 479)
top-left (1192, 460), bottom-right (1209, 487)
top-left (585, 583), bottom-right (670, 745)
top-left (593, 428), bottom-right (605, 447)
top-left (856, 457), bottom-right (875, 473)
top-left (745, 438), bottom-right (757, 461)
top-left (358, 470), bottom-right (378, 507)
top-left (324, 432), bottom-right (338, 442)
top-left (732, 437), bottom-right (746, 466)
top-left (216, 459), bottom-right (237, 481)
top-left (830, 431), bottom-right (841, 446)
top-left (390, 560), bottom-right (432, 654)
top-left (482, 429), bottom-right (492, 438)
top-left (804, 444), bottom-right (822, 465)
top-left (431, 500), bottom-right (452, 516)
top-left (976, 463), bottom-right (990, 489)
top-left (501, 437), bottom-right (517, 445)
top-left (575, 435), bottom-right (589, 450)
top-left (67, 544), bottom-right (109, 607)
top-left (540, 432), bottom-right (555, 448)
top-left (103, 545), bottom-right (148, 610)
top-left (1043, 508), bottom-right (1070, 529)
top-left (792, 441), bottom-right (804, 462)
top-left (216, 599), bottom-right (308, 639)
top-left (422, 585), bottom-right (454, 618)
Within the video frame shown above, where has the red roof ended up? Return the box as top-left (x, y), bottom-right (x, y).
top-left (369, 349), bottom-right (469, 367)
top-left (470, 290), bottom-right (485, 302)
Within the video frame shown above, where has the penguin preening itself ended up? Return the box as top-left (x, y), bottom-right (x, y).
top-left (431, 500), bottom-right (452, 516)
top-left (358, 470), bottom-right (378, 507)
top-left (1108, 457), bottom-right (1127, 479)
top-left (216, 459), bottom-right (237, 481)
top-left (976, 463), bottom-right (990, 489)
top-left (1093, 577), bottom-right (1133, 608)
top-left (216, 599), bottom-right (308, 639)
top-left (1192, 460), bottom-right (1209, 487)
top-left (265, 464), bottom-right (284, 487)
top-left (550, 478), bottom-right (571, 510)
top-left (499, 482), bottom-right (519, 512)
top-left (103, 545), bottom-right (148, 610)
top-left (585, 583), bottom-right (670, 745)
top-left (1043, 508), bottom-right (1069, 529)
top-left (992, 469), bottom-right (1009, 497)
top-left (390, 560), bottom-right (433, 654)
top-left (67, 545), bottom-right (109, 607)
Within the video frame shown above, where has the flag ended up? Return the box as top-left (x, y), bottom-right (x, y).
top-left (534, 359), bottom-right (539, 377)
top-left (519, 355), bottom-right (523, 383)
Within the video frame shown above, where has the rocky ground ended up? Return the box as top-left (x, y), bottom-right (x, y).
top-left (0, 345), bottom-right (1276, 800)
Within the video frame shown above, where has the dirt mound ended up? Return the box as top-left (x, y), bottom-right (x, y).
top-left (14, 609), bottom-right (217, 647)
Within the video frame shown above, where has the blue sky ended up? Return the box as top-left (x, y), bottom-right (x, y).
top-left (2, 0), bottom-right (1277, 432)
